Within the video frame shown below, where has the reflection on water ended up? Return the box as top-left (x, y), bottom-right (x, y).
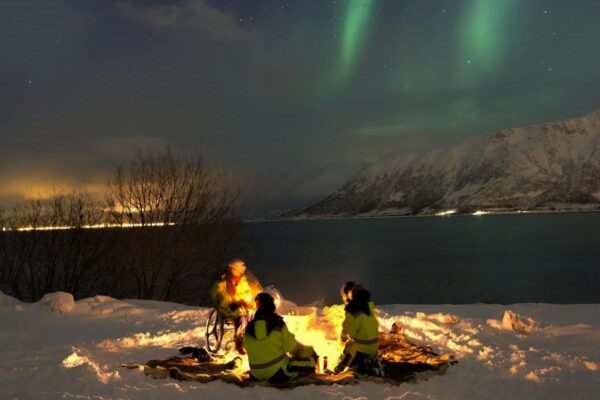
top-left (241, 213), bottom-right (600, 305)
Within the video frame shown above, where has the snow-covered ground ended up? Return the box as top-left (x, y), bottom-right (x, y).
top-left (0, 291), bottom-right (598, 399)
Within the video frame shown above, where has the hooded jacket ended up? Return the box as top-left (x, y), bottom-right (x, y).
top-left (342, 288), bottom-right (379, 357)
top-left (242, 310), bottom-right (299, 381)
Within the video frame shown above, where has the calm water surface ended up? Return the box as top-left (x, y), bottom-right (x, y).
top-left (241, 213), bottom-right (600, 305)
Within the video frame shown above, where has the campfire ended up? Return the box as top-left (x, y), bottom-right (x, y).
top-left (281, 305), bottom-right (347, 371)
top-left (210, 302), bottom-right (349, 373)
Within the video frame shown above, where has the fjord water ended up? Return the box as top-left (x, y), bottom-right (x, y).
top-left (242, 213), bottom-right (600, 305)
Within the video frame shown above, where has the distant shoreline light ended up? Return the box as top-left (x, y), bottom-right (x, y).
top-left (435, 209), bottom-right (457, 217)
top-left (436, 209), bottom-right (532, 217)
top-left (2, 222), bottom-right (175, 232)
top-left (472, 210), bottom-right (489, 216)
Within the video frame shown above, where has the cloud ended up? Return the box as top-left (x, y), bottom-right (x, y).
top-left (96, 135), bottom-right (171, 159)
top-left (0, 170), bottom-right (105, 206)
top-left (118, 0), bottom-right (250, 41)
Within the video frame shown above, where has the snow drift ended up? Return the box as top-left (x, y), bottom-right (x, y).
top-left (36, 292), bottom-right (76, 314)
top-left (487, 310), bottom-right (540, 334)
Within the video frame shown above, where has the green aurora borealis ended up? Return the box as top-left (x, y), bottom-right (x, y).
top-left (1, 0), bottom-right (599, 216)
top-left (337, 0), bottom-right (375, 83)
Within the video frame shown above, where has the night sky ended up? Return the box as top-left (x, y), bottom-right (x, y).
top-left (2, 0), bottom-right (599, 217)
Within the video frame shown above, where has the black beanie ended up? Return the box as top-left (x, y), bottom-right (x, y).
top-left (255, 292), bottom-right (276, 314)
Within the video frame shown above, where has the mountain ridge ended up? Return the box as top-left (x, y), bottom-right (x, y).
top-left (286, 108), bottom-right (600, 218)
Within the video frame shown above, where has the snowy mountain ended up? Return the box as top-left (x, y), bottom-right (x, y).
top-left (289, 109), bottom-right (600, 218)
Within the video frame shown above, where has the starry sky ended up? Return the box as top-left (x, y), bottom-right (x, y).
top-left (1, 0), bottom-right (599, 217)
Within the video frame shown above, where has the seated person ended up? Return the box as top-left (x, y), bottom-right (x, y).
top-left (243, 293), bottom-right (317, 382)
top-left (211, 258), bottom-right (262, 353)
top-left (335, 281), bottom-right (381, 375)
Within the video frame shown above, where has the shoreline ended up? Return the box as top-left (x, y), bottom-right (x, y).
top-left (245, 207), bottom-right (600, 223)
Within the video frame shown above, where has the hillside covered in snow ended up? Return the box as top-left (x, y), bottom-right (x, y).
top-left (289, 109), bottom-right (600, 218)
top-left (0, 291), bottom-right (598, 399)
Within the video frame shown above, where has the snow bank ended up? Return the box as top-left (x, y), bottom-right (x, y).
top-left (379, 310), bottom-right (476, 357)
top-left (36, 291), bottom-right (76, 314)
top-left (487, 310), bottom-right (540, 334)
top-left (75, 295), bottom-right (132, 315)
top-left (79, 295), bottom-right (114, 306)
top-left (0, 290), bottom-right (21, 307)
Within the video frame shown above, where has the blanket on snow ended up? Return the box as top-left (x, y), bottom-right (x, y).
top-left (122, 331), bottom-right (457, 388)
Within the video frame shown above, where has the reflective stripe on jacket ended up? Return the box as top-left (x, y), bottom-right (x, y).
top-left (342, 301), bottom-right (379, 358)
top-left (242, 319), bottom-right (298, 381)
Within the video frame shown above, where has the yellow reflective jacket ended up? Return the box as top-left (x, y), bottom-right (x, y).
top-left (342, 301), bottom-right (379, 357)
top-left (243, 317), bottom-right (299, 381)
top-left (211, 273), bottom-right (262, 318)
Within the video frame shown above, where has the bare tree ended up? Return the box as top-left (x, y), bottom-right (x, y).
top-left (0, 209), bottom-right (13, 295)
top-left (105, 149), bottom-right (243, 303)
top-left (1, 193), bottom-right (111, 301)
top-left (57, 194), bottom-right (111, 298)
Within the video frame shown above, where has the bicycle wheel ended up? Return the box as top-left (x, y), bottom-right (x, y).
top-left (206, 308), bottom-right (224, 353)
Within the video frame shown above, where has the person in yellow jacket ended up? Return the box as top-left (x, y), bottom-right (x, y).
top-left (243, 293), bottom-right (317, 382)
top-left (211, 258), bottom-right (262, 353)
top-left (335, 281), bottom-right (381, 375)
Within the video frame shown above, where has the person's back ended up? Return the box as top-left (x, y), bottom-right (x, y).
top-left (243, 293), bottom-right (316, 382)
top-left (336, 282), bottom-right (380, 373)
top-left (343, 291), bottom-right (379, 357)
